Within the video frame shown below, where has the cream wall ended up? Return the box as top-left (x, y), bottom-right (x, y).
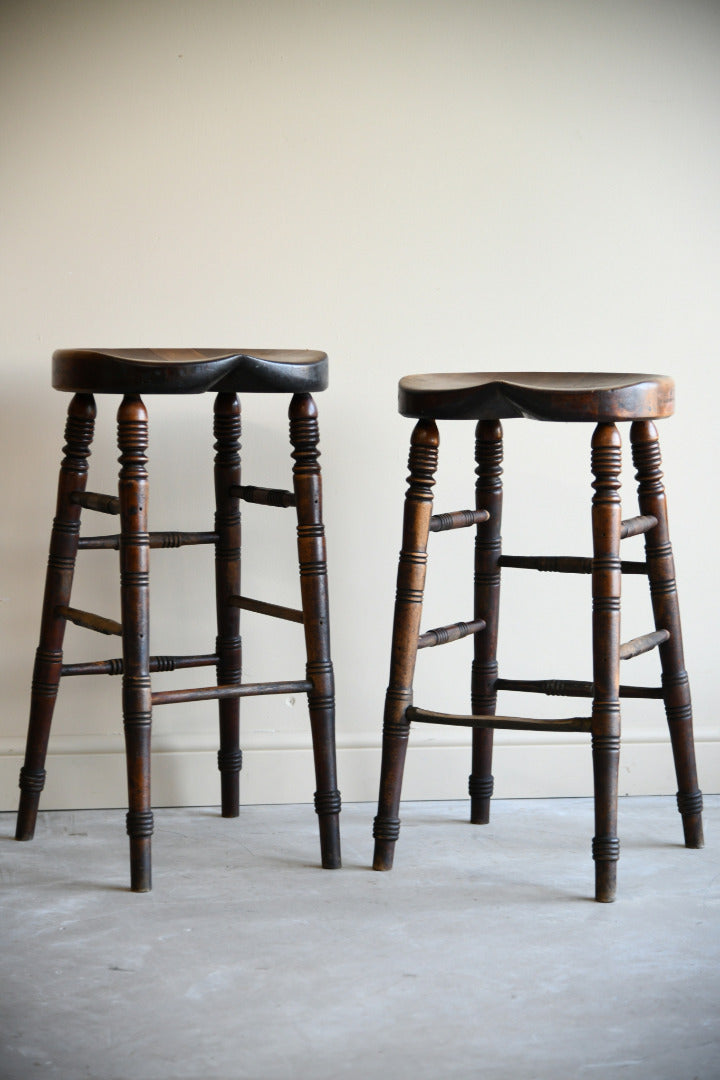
top-left (1, 0), bottom-right (718, 812)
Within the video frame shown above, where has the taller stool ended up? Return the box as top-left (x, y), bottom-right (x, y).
top-left (372, 372), bottom-right (703, 901)
top-left (16, 348), bottom-right (341, 891)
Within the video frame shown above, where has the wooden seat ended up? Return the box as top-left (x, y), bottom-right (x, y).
top-left (373, 370), bottom-right (703, 902)
top-left (398, 371), bottom-right (675, 422)
top-left (52, 347), bottom-right (329, 395)
top-left (16, 348), bottom-right (340, 891)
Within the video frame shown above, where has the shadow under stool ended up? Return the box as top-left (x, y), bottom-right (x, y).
top-left (16, 348), bottom-right (341, 890)
top-left (372, 372), bottom-right (703, 902)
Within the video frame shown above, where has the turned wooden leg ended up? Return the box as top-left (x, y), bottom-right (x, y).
top-left (590, 423), bottom-right (622, 902)
top-left (214, 393), bottom-right (243, 817)
top-left (630, 421), bottom-right (703, 848)
top-left (290, 393), bottom-right (341, 869)
top-left (470, 419), bottom-right (503, 824)
top-left (373, 419), bottom-right (439, 870)
top-left (16, 394), bottom-right (96, 841)
top-left (118, 395), bottom-right (153, 892)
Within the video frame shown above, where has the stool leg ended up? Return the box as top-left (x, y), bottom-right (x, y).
top-left (16, 393), bottom-right (96, 841)
top-left (214, 393), bottom-right (242, 816)
top-left (470, 419), bottom-right (503, 824)
top-left (118, 395), bottom-right (153, 892)
top-left (630, 421), bottom-right (703, 848)
top-left (289, 393), bottom-right (341, 869)
top-left (373, 419), bottom-right (440, 870)
top-left (590, 422), bottom-right (622, 902)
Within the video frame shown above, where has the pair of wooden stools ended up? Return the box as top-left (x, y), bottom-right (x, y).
top-left (16, 353), bottom-right (703, 901)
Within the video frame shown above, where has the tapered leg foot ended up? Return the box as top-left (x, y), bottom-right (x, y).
top-left (373, 706), bottom-right (408, 869)
top-left (373, 420), bottom-right (439, 869)
top-left (682, 818), bottom-right (704, 849)
top-left (593, 840), bottom-right (619, 903)
top-left (290, 394), bottom-right (341, 869)
top-left (127, 816), bottom-right (153, 893)
top-left (15, 780), bottom-right (45, 841)
top-left (630, 421), bottom-right (703, 850)
top-left (318, 816), bottom-right (341, 869)
top-left (213, 393), bottom-right (243, 818)
top-left (469, 765), bottom-right (494, 826)
top-left (677, 791), bottom-right (704, 849)
top-left (217, 750), bottom-right (241, 818)
top-left (16, 393), bottom-right (96, 842)
top-left (309, 680), bottom-right (341, 869)
top-left (590, 424), bottom-right (622, 902)
top-left (118, 395), bottom-right (153, 892)
top-left (469, 420), bottom-right (503, 825)
top-left (315, 787), bottom-right (342, 869)
top-left (372, 834), bottom-right (399, 872)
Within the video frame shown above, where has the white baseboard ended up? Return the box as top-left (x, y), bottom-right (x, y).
top-left (1, 726), bottom-right (717, 811)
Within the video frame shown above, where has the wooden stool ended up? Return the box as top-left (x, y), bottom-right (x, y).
top-left (16, 348), bottom-right (341, 891)
top-left (372, 372), bottom-right (703, 901)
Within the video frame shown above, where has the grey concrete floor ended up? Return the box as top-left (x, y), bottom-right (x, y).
top-left (1, 796), bottom-right (718, 1080)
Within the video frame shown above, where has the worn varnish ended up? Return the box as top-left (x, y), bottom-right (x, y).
top-left (630, 420), bottom-right (703, 849)
top-left (373, 372), bottom-right (702, 902)
top-left (16, 393), bottom-right (96, 842)
top-left (16, 348), bottom-right (341, 890)
top-left (117, 394), bottom-right (153, 892)
top-left (213, 392), bottom-right (243, 820)
top-left (290, 393), bottom-right (341, 869)
top-left (470, 419), bottom-right (503, 826)
top-left (398, 371), bottom-right (675, 422)
top-left (373, 420), bottom-right (439, 870)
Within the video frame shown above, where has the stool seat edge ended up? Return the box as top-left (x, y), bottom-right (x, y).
top-left (398, 371), bottom-right (675, 421)
top-left (52, 348), bottom-right (329, 394)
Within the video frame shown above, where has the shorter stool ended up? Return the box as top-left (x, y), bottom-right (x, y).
top-left (16, 348), bottom-right (341, 890)
top-left (372, 372), bottom-right (703, 901)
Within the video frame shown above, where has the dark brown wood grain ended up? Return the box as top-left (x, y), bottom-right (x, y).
top-left (228, 595), bottom-right (304, 624)
top-left (79, 530), bottom-right (217, 550)
top-left (213, 393), bottom-right (243, 818)
top-left (398, 372), bottom-right (675, 422)
top-left (373, 419), bottom-right (439, 871)
top-left (61, 654), bottom-right (218, 677)
top-left (53, 347), bottom-right (328, 395)
top-left (69, 490), bottom-right (119, 514)
top-left (620, 514), bottom-right (657, 539)
top-left (429, 509), bottom-right (489, 532)
top-left (498, 554), bottom-right (648, 574)
top-left (55, 605), bottom-right (122, 636)
top-left (17, 349), bottom-right (341, 892)
top-left (631, 420), bottom-right (703, 848)
top-left (373, 371), bottom-right (702, 902)
top-left (235, 484), bottom-right (296, 508)
top-left (618, 629), bottom-right (669, 661)
top-left (495, 677), bottom-right (664, 699)
top-left (417, 618), bottom-right (486, 649)
top-left (470, 419), bottom-right (503, 824)
top-left (151, 679), bottom-right (313, 707)
top-left (16, 393), bottom-right (96, 841)
top-left (409, 706), bottom-right (592, 733)
top-left (290, 393), bottom-right (341, 869)
top-left (589, 422), bottom-right (623, 902)
top-left (117, 394), bottom-right (153, 892)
